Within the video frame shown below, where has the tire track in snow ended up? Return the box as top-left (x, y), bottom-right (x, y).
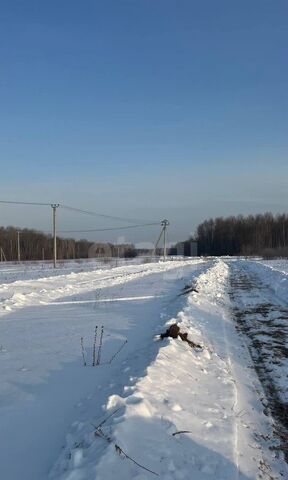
top-left (229, 261), bottom-right (288, 469)
top-left (193, 259), bottom-right (286, 479)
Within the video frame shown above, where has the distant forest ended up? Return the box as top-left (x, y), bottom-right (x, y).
top-left (196, 213), bottom-right (288, 257)
top-left (0, 227), bottom-right (92, 261)
top-left (0, 227), bottom-right (137, 261)
top-left (1, 212), bottom-right (288, 261)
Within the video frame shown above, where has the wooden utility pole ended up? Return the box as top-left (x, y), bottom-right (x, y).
top-left (161, 219), bottom-right (169, 261)
top-left (153, 219), bottom-right (170, 259)
top-left (153, 227), bottom-right (164, 257)
top-left (51, 204), bottom-right (59, 268)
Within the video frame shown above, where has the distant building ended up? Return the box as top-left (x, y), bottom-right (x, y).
top-left (88, 242), bottom-right (137, 258)
top-left (88, 242), bottom-right (113, 258)
top-left (176, 242), bottom-right (185, 256)
top-left (189, 240), bottom-right (198, 256)
top-left (174, 239), bottom-right (198, 257)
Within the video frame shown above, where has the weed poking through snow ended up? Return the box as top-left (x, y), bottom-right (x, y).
top-left (80, 337), bottom-right (87, 366)
top-left (96, 325), bottom-right (104, 366)
top-left (92, 325), bottom-right (98, 367)
top-left (81, 326), bottom-right (127, 366)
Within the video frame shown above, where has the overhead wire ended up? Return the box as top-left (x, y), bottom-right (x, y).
top-left (0, 199), bottom-right (168, 262)
top-left (0, 200), bottom-right (52, 206)
top-left (57, 222), bottom-right (160, 234)
top-left (0, 200), bottom-right (160, 226)
top-left (59, 205), bottom-right (150, 225)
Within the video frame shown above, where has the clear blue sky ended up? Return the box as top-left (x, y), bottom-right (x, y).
top-left (0, 0), bottom-right (287, 244)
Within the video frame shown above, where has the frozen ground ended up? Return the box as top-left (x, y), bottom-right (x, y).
top-left (229, 259), bottom-right (288, 465)
top-left (0, 258), bottom-right (287, 479)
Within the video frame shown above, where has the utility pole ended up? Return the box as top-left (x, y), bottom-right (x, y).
top-left (153, 220), bottom-right (170, 259)
top-left (51, 204), bottom-right (59, 268)
top-left (0, 247), bottom-right (7, 262)
top-left (17, 231), bottom-right (21, 262)
top-left (161, 219), bottom-right (169, 261)
top-left (153, 226), bottom-right (164, 258)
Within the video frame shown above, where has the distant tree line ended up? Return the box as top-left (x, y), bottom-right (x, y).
top-left (0, 226), bottom-right (137, 261)
top-left (196, 213), bottom-right (288, 257)
top-left (3, 212), bottom-right (288, 261)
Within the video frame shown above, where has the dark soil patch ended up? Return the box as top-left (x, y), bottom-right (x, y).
top-left (160, 323), bottom-right (202, 349)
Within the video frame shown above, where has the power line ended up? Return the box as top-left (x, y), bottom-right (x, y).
top-left (0, 200), bottom-right (165, 267)
top-left (60, 205), bottom-right (148, 224)
top-left (57, 222), bottom-right (160, 234)
top-left (0, 200), bottom-right (159, 225)
top-left (0, 200), bottom-right (52, 206)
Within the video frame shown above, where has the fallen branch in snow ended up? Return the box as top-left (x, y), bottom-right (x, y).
top-left (92, 407), bottom-right (122, 431)
top-left (91, 411), bottom-right (159, 476)
top-left (93, 425), bottom-right (112, 443)
top-left (172, 430), bottom-right (193, 436)
top-left (179, 284), bottom-right (198, 296)
top-left (160, 324), bottom-right (202, 349)
top-left (114, 444), bottom-right (159, 476)
top-left (80, 337), bottom-right (87, 366)
top-left (108, 339), bottom-right (128, 364)
top-left (172, 430), bottom-right (193, 437)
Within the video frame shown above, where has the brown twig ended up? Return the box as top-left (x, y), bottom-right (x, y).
top-left (114, 444), bottom-right (159, 476)
top-left (93, 407), bottom-right (122, 430)
top-left (91, 411), bottom-right (159, 476)
top-left (92, 325), bottom-right (98, 366)
top-left (96, 325), bottom-right (104, 365)
top-left (80, 337), bottom-right (87, 366)
top-left (109, 339), bottom-right (128, 364)
top-left (172, 430), bottom-right (193, 436)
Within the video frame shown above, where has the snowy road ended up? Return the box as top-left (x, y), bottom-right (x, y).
top-left (229, 260), bottom-right (288, 465)
top-left (0, 258), bottom-right (287, 480)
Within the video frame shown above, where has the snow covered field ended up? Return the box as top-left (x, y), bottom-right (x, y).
top-left (0, 258), bottom-right (287, 479)
top-left (212, 258), bottom-right (288, 277)
top-left (0, 258), bottom-right (141, 285)
top-left (257, 259), bottom-right (288, 275)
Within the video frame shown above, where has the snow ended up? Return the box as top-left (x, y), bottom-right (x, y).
top-left (0, 259), bottom-right (194, 313)
top-left (89, 260), bottom-right (286, 480)
top-left (0, 258), bottom-right (287, 479)
top-left (228, 258), bottom-right (288, 456)
top-left (0, 259), bottom-right (117, 285)
top-left (257, 259), bottom-right (288, 275)
top-left (0, 259), bottom-right (205, 479)
top-left (233, 258), bottom-right (288, 305)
